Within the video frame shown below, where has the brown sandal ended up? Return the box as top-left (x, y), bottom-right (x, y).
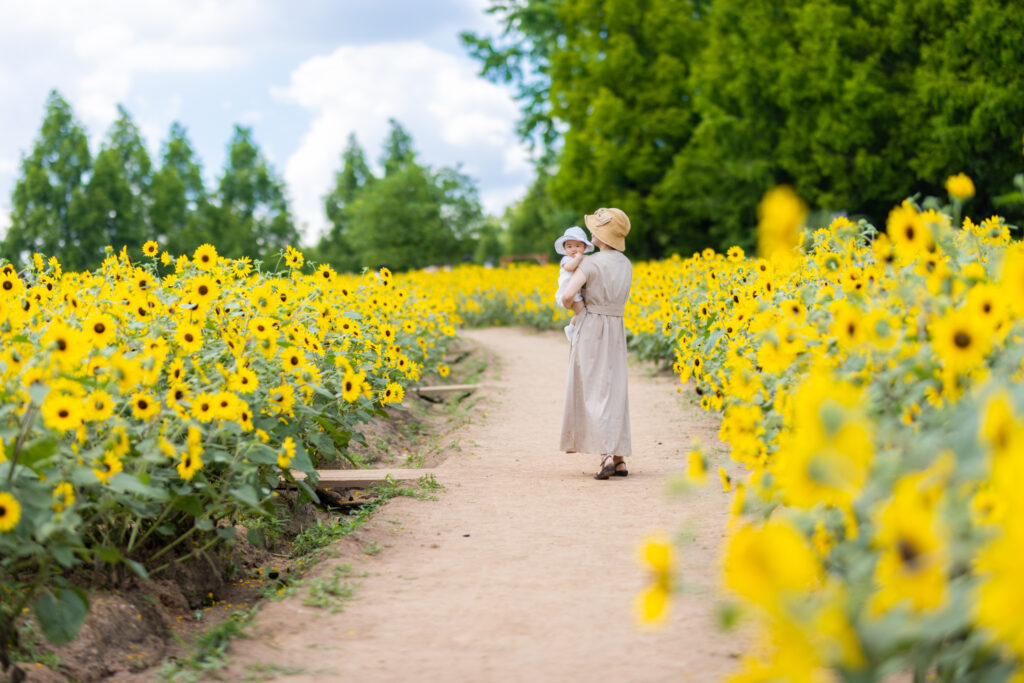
top-left (614, 462), bottom-right (628, 477)
top-left (594, 456), bottom-right (616, 480)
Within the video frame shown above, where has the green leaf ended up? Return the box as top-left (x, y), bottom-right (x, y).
top-left (34, 587), bottom-right (90, 646)
top-left (195, 518), bottom-right (214, 531)
top-left (171, 494), bottom-right (203, 517)
top-left (123, 558), bottom-right (149, 579)
top-left (109, 472), bottom-right (170, 501)
top-left (246, 526), bottom-right (267, 548)
top-left (95, 546), bottom-right (122, 563)
top-left (230, 484), bottom-right (264, 511)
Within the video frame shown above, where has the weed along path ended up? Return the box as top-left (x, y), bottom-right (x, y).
top-left (217, 327), bottom-right (738, 682)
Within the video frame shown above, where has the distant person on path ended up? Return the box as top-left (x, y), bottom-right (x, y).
top-left (553, 225), bottom-right (595, 341)
top-left (558, 208), bottom-right (633, 480)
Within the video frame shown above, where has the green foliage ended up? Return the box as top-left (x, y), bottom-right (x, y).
top-left (152, 123), bottom-right (212, 257)
top-left (469, 0), bottom-right (1024, 254)
top-left (77, 106), bottom-right (154, 260)
top-left (211, 126), bottom-right (300, 263)
top-left (318, 121), bottom-right (487, 272)
top-left (3, 91), bottom-right (92, 269)
top-left (504, 166), bottom-right (576, 256)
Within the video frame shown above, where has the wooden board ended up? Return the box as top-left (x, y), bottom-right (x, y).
top-left (411, 383), bottom-right (481, 395)
top-left (293, 468), bottom-right (434, 489)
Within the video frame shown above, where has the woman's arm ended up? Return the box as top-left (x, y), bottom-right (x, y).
top-left (560, 268), bottom-right (587, 309)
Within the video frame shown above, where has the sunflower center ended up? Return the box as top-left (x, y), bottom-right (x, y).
top-left (905, 226), bottom-right (915, 240)
top-left (953, 331), bottom-right (972, 349)
top-left (138, 400), bottom-right (148, 410)
top-left (94, 323), bottom-right (106, 334)
top-left (198, 285), bottom-right (209, 296)
top-left (897, 538), bottom-right (921, 568)
top-left (58, 409), bottom-right (69, 419)
top-left (56, 338), bottom-right (67, 351)
top-left (2, 281), bottom-right (11, 290)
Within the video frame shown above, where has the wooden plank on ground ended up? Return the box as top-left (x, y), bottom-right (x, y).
top-left (293, 468), bottom-right (434, 489)
top-left (412, 383), bottom-right (481, 395)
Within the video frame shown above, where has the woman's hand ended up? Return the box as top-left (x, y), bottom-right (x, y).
top-left (561, 269), bottom-right (586, 309)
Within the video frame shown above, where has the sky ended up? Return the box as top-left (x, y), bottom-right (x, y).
top-left (0, 0), bottom-right (532, 245)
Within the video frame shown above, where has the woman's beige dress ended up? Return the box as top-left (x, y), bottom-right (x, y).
top-left (560, 249), bottom-right (632, 456)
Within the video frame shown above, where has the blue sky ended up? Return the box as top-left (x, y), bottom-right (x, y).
top-left (0, 0), bottom-right (531, 245)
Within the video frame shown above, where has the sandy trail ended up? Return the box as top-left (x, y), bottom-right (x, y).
top-left (217, 327), bottom-right (738, 682)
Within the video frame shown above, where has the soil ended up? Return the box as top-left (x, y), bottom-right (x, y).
top-left (212, 327), bottom-right (741, 682)
top-left (12, 326), bottom-right (741, 682)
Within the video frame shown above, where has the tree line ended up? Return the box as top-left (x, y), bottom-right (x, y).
top-left (466, 0), bottom-right (1024, 259)
top-left (1, 91), bottom-right (497, 272)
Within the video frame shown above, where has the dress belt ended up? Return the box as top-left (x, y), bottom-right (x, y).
top-left (585, 304), bottom-right (624, 317)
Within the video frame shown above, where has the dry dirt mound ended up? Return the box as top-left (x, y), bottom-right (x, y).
top-left (210, 326), bottom-right (739, 682)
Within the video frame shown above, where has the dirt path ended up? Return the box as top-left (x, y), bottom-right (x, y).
top-left (217, 327), bottom-right (738, 682)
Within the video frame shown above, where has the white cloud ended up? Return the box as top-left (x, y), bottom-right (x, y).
top-left (0, 1), bottom-right (261, 134)
top-left (275, 41), bottom-right (531, 243)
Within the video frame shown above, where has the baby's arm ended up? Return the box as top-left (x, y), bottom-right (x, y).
top-left (570, 300), bottom-right (584, 315)
top-left (562, 253), bottom-right (584, 272)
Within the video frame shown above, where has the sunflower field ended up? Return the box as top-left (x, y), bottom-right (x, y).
top-left (408, 177), bottom-right (1024, 679)
top-left (0, 243), bottom-right (456, 652)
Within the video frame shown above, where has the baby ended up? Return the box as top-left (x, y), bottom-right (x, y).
top-left (554, 225), bottom-right (594, 341)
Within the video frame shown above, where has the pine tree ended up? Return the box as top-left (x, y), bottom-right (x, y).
top-left (212, 125), bottom-right (299, 263)
top-left (3, 90), bottom-right (92, 269)
top-left (151, 122), bottom-right (211, 258)
top-left (77, 105), bottom-right (153, 260)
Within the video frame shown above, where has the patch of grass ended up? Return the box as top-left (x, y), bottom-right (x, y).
top-left (11, 619), bottom-right (61, 669)
top-left (362, 540), bottom-right (383, 556)
top-left (290, 518), bottom-right (351, 558)
top-left (242, 662), bottom-right (309, 681)
top-left (157, 604), bottom-right (260, 682)
top-left (302, 565), bottom-right (358, 613)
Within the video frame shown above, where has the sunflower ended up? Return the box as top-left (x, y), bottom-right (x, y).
top-left (280, 348), bottom-right (307, 374)
top-left (0, 271), bottom-right (25, 299)
top-left (341, 372), bottom-right (362, 403)
top-left (229, 367), bottom-right (259, 394)
top-left (211, 391), bottom-right (239, 420)
top-left (134, 270), bottom-right (156, 292)
top-left (284, 246), bottom-right (304, 269)
top-left (277, 436), bottom-right (296, 469)
top-left (131, 391), bottom-right (160, 420)
top-left (84, 389), bottom-right (115, 422)
top-left (190, 274), bottom-right (220, 305)
top-left (167, 358), bottom-right (186, 384)
top-left (931, 308), bottom-right (992, 374)
top-left (0, 492), bottom-right (21, 532)
top-left (249, 316), bottom-right (277, 340)
top-left (726, 246), bottom-right (744, 262)
top-left (315, 264), bottom-right (335, 283)
top-left (177, 451), bottom-right (203, 481)
top-left (191, 392), bottom-right (217, 422)
top-left (268, 384), bottom-right (296, 416)
top-left (142, 240), bottom-right (159, 257)
top-left (887, 201), bottom-right (932, 262)
top-left (41, 392), bottom-right (84, 432)
top-left (42, 321), bottom-right (88, 369)
top-left (193, 244), bottom-right (218, 271)
top-left (93, 452), bottom-right (123, 484)
top-left (52, 482), bottom-right (75, 513)
top-left (438, 364), bottom-right (450, 378)
top-left (174, 323), bottom-right (204, 354)
top-left (380, 381), bottom-right (405, 405)
top-left (83, 312), bottom-right (118, 348)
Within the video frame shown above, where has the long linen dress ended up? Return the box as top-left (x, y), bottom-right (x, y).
top-left (560, 249), bottom-right (632, 456)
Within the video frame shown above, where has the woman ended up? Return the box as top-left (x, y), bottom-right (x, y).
top-left (559, 207), bottom-right (633, 480)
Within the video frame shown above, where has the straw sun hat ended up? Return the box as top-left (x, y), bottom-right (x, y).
top-left (584, 208), bottom-right (631, 251)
